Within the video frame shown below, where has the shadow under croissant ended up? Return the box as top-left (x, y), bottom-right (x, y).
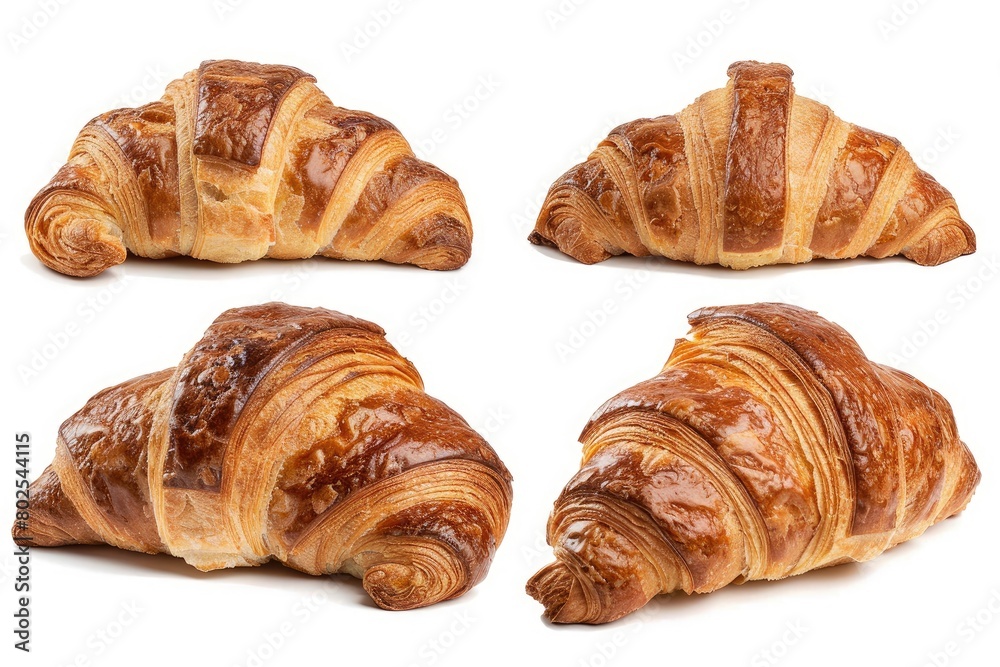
top-left (34, 544), bottom-right (484, 611)
top-left (18, 251), bottom-right (444, 283)
top-left (22, 460), bottom-right (506, 612)
top-left (527, 242), bottom-right (931, 276)
top-left (529, 518), bottom-right (957, 628)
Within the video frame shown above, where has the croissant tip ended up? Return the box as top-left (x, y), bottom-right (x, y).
top-left (429, 248), bottom-right (472, 271)
top-left (11, 525), bottom-right (31, 546)
top-left (527, 228), bottom-right (610, 265)
top-left (525, 564), bottom-right (564, 620)
top-left (10, 515), bottom-right (88, 548)
top-left (527, 230), bottom-right (551, 247)
top-left (955, 218), bottom-right (976, 256)
top-left (526, 561), bottom-right (593, 624)
top-left (363, 558), bottom-right (466, 611)
top-left (27, 213), bottom-right (127, 277)
top-left (390, 211), bottom-right (473, 270)
top-left (530, 184), bottom-right (616, 265)
top-left (405, 249), bottom-right (470, 271)
top-left (359, 531), bottom-right (472, 611)
top-left (363, 562), bottom-right (425, 610)
top-left (902, 215), bottom-right (977, 266)
top-left (46, 250), bottom-right (125, 278)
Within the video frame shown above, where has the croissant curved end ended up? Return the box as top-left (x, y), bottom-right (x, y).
top-left (363, 563), bottom-right (425, 609)
top-left (901, 215), bottom-right (976, 266)
top-left (357, 535), bottom-right (468, 611)
top-left (528, 227), bottom-right (611, 265)
top-left (408, 246), bottom-right (471, 272)
top-left (528, 208), bottom-right (613, 264)
top-left (404, 217), bottom-right (472, 271)
top-left (525, 561), bottom-right (589, 623)
top-left (527, 159), bottom-right (623, 265)
top-left (526, 559), bottom-right (648, 625)
top-left (374, 205), bottom-right (473, 270)
top-left (26, 192), bottom-right (126, 277)
top-left (12, 466), bottom-right (102, 548)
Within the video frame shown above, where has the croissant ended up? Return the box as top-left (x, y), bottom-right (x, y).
top-left (526, 303), bottom-right (979, 624)
top-left (529, 61), bottom-right (975, 269)
top-left (12, 303), bottom-right (512, 611)
top-left (26, 60), bottom-right (473, 277)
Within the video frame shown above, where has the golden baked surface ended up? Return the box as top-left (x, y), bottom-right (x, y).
top-left (527, 303), bottom-right (979, 624)
top-left (529, 61), bottom-right (975, 269)
top-left (26, 60), bottom-right (473, 277)
top-left (13, 303), bottom-right (512, 611)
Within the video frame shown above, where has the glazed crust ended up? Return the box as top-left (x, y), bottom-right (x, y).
top-left (12, 303), bottom-right (512, 611)
top-left (25, 60), bottom-right (473, 277)
top-left (526, 303), bottom-right (980, 624)
top-left (529, 61), bottom-right (975, 268)
top-left (722, 62), bottom-right (792, 257)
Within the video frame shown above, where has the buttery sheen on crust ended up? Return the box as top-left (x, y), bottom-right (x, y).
top-left (12, 303), bottom-right (512, 611)
top-left (529, 61), bottom-right (975, 268)
top-left (526, 303), bottom-right (979, 624)
top-left (26, 60), bottom-right (473, 277)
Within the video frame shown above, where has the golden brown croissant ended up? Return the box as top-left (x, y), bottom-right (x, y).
top-left (529, 61), bottom-right (975, 269)
top-left (12, 303), bottom-right (512, 611)
top-left (526, 303), bottom-right (979, 624)
top-left (26, 60), bottom-right (473, 277)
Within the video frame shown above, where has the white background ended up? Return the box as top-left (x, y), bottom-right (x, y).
top-left (2, 0), bottom-right (998, 665)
